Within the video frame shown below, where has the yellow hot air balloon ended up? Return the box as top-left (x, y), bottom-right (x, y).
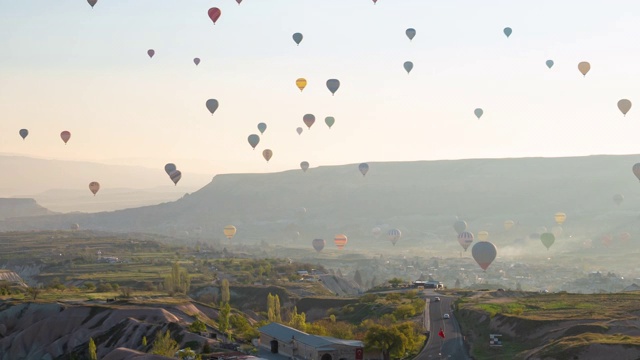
top-left (296, 78), bottom-right (307, 92)
top-left (223, 225), bottom-right (237, 239)
top-left (554, 212), bottom-right (566, 225)
top-left (578, 61), bottom-right (590, 76)
top-left (477, 231), bottom-right (489, 241)
top-left (504, 220), bottom-right (515, 231)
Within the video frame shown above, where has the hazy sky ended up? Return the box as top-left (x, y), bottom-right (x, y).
top-left (1, 0), bottom-right (640, 177)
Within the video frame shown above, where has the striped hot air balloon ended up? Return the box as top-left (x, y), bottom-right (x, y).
top-left (334, 234), bottom-right (348, 250)
top-left (223, 225), bottom-right (237, 239)
top-left (458, 231), bottom-right (474, 251)
top-left (388, 229), bottom-right (401, 246)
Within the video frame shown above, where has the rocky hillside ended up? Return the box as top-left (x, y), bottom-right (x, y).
top-left (0, 300), bottom-right (219, 360)
top-left (0, 198), bottom-right (54, 220)
top-left (0, 270), bottom-right (26, 287)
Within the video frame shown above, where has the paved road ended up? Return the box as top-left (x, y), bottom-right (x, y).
top-left (416, 291), bottom-right (470, 360)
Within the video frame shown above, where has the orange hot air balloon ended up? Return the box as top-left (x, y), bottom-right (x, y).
top-left (223, 225), bottom-right (237, 239)
top-left (334, 234), bottom-right (348, 250)
top-left (60, 131), bottom-right (71, 144)
top-left (89, 181), bottom-right (100, 196)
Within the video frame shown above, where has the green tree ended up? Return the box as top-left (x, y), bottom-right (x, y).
top-left (288, 306), bottom-right (306, 332)
top-left (364, 325), bottom-right (408, 360)
top-left (267, 293), bottom-right (275, 322)
top-left (388, 278), bottom-right (404, 288)
top-left (393, 304), bottom-right (416, 319)
top-left (219, 302), bottom-right (231, 337)
top-left (164, 262), bottom-right (190, 295)
top-left (142, 336), bottom-right (147, 347)
top-left (152, 330), bottom-right (179, 356)
top-left (274, 294), bottom-right (281, 322)
top-left (188, 319), bottom-right (207, 333)
top-left (221, 279), bottom-right (230, 303)
top-left (88, 337), bottom-right (97, 360)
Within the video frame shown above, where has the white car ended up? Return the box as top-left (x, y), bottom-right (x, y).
top-left (443, 313), bottom-right (450, 319)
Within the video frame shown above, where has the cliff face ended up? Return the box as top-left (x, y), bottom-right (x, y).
top-left (0, 198), bottom-right (54, 220)
top-left (0, 270), bottom-right (26, 287)
top-left (0, 301), bottom-right (218, 360)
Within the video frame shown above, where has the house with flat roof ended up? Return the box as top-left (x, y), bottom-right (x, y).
top-left (258, 323), bottom-right (364, 360)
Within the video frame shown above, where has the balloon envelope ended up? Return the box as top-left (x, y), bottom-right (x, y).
top-left (208, 7), bottom-right (221, 24)
top-left (19, 129), bottom-right (28, 140)
top-left (503, 27), bottom-right (512, 37)
top-left (169, 170), bottom-right (182, 185)
top-left (193, 58), bottom-right (200, 66)
top-left (454, 220), bottom-right (467, 234)
top-left (206, 99), bottom-right (219, 115)
top-left (403, 61), bottom-right (413, 74)
top-left (334, 234), bottom-right (348, 250)
top-left (89, 181), bottom-right (100, 195)
top-left (388, 229), bottom-right (401, 246)
top-left (60, 131), bottom-right (71, 144)
top-left (87, 0), bottom-right (97, 8)
top-left (147, 49), bottom-right (155, 58)
top-left (303, 114), bottom-right (315, 129)
top-left (458, 231), bottom-right (474, 251)
top-left (296, 127), bottom-right (303, 135)
top-left (326, 79), bottom-right (340, 95)
top-left (312, 239), bottom-right (325, 252)
top-left (223, 225), bottom-right (236, 239)
top-left (325, 116), bottom-right (335, 129)
top-left (540, 232), bottom-right (555, 250)
top-left (359, 163), bottom-right (369, 176)
top-left (618, 99), bottom-right (632, 116)
top-left (164, 163), bottom-right (177, 175)
top-left (300, 161), bottom-right (309, 172)
top-left (248, 134), bottom-right (260, 149)
top-left (296, 78), bottom-right (307, 91)
top-left (263, 149), bottom-right (273, 162)
top-left (372, 227), bottom-right (382, 238)
top-left (292, 33), bottom-right (303, 45)
top-left (633, 163), bottom-right (640, 181)
top-left (504, 220), bottom-right (515, 231)
top-left (613, 194), bottom-right (624, 206)
top-left (477, 231), bottom-right (489, 241)
top-left (554, 212), bottom-right (566, 225)
top-left (405, 28), bottom-right (416, 40)
top-left (474, 108), bottom-right (483, 119)
top-left (578, 61), bottom-right (591, 76)
top-left (472, 241), bottom-right (497, 270)
top-left (257, 123), bottom-right (267, 134)
top-left (546, 60), bottom-right (554, 69)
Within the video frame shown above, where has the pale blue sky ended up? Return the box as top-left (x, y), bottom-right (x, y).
top-left (1, 0), bottom-right (640, 179)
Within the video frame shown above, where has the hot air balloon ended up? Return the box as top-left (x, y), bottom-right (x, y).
top-left (551, 226), bottom-right (563, 238)
top-left (236, 0), bottom-right (242, 4)
top-left (403, 61), bottom-right (413, 74)
top-left (474, 108), bottom-right (483, 119)
top-left (546, 60), bottom-right (554, 69)
top-left (147, 49), bottom-right (155, 58)
top-left (334, 234), bottom-right (348, 250)
top-left (540, 232), bottom-right (555, 250)
top-left (633, 163), bottom-right (640, 181)
top-left (477, 231), bottom-right (489, 241)
top-left (601, 235), bottom-right (613, 247)
top-left (300, 161), bottom-right (309, 172)
top-left (193, 58), bottom-right (200, 66)
top-left (60, 131), bottom-right (71, 144)
top-left (248, 134), bottom-right (260, 149)
top-left (263, 149), bottom-right (273, 162)
top-left (472, 241), bottom-right (497, 271)
top-left (89, 181), bottom-right (100, 196)
top-left (458, 231), bottom-right (474, 251)
top-left (406, 28), bottom-right (416, 41)
top-left (372, 227), bottom-right (382, 238)
top-left (613, 194), bottom-right (624, 206)
top-left (257, 123), bottom-right (267, 134)
top-left (618, 99), bottom-right (632, 116)
top-left (578, 61), bottom-right (590, 76)
top-left (325, 116), bottom-right (335, 129)
top-left (359, 163), bottom-right (369, 176)
top-left (296, 127), bottom-right (303, 135)
top-left (70, 223), bottom-right (80, 230)
top-left (326, 79), bottom-right (340, 96)
top-left (87, 0), bottom-right (97, 8)
top-left (292, 33), bottom-right (303, 46)
top-left (503, 27), bottom-right (512, 38)
top-left (206, 99), bottom-right (219, 115)
top-left (208, 7), bottom-right (221, 24)
top-left (303, 114), bottom-right (315, 129)
top-left (312, 238), bottom-right (325, 252)
top-left (19, 129), bottom-right (28, 140)
top-left (372, 0), bottom-right (377, 4)
top-left (223, 225), bottom-right (236, 239)
top-left (619, 232), bottom-right (631, 243)
top-left (388, 229), bottom-right (401, 246)
top-left (504, 220), bottom-right (515, 231)
top-left (454, 220), bottom-right (467, 235)
top-left (296, 78), bottom-right (307, 91)
top-left (164, 163), bottom-right (176, 175)
top-left (169, 170), bottom-right (181, 185)
top-left (554, 212), bottom-right (566, 225)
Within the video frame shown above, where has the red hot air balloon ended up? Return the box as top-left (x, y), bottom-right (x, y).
top-left (147, 49), bottom-right (155, 58)
top-left (208, 7), bottom-right (221, 25)
top-left (89, 182), bottom-right (100, 196)
top-left (60, 131), bottom-right (71, 144)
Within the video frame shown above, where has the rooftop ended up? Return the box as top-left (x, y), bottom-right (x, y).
top-left (258, 323), bottom-right (363, 349)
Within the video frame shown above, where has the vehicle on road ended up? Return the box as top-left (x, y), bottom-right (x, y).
top-left (434, 297), bottom-right (440, 302)
top-left (443, 313), bottom-right (450, 319)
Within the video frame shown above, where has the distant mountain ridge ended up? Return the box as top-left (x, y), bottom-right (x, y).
top-left (3, 154), bottom-right (640, 249)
